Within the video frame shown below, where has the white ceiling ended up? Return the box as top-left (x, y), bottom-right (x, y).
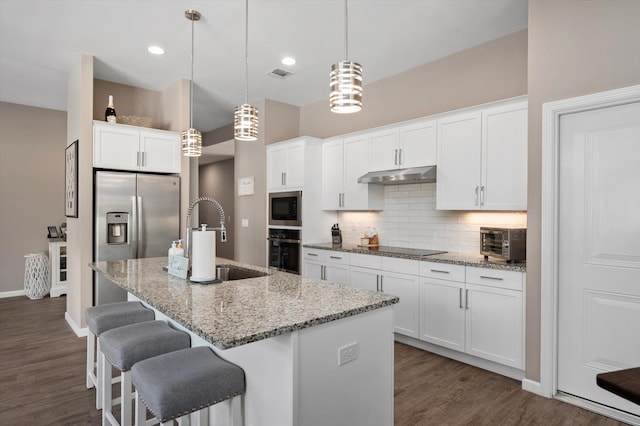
top-left (0, 0), bottom-right (527, 133)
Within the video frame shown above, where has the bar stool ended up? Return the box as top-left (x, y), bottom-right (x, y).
top-left (86, 302), bottom-right (155, 409)
top-left (132, 346), bottom-right (246, 426)
top-left (99, 320), bottom-right (191, 426)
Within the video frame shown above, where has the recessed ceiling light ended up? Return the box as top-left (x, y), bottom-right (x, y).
top-left (148, 46), bottom-right (165, 55)
top-left (282, 57), bottom-right (296, 66)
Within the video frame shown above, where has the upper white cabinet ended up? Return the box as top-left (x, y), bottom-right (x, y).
top-left (321, 136), bottom-right (383, 211)
top-left (267, 139), bottom-right (306, 191)
top-left (369, 120), bottom-right (437, 172)
top-left (93, 121), bottom-right (181, 173)
top-left (436, 98), bottom-right (527, 210)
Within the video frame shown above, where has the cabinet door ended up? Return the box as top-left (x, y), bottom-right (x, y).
top-left (381, 272), bottom-right (419, 338)
top-left (303, 258), bottom-right (323, 281)
top-left (349, 266), bottom-right (380, 292)
top-left (267, 145), bottom-right (288, 191)
top-left (322, 139), bottom-right (344, 210)
top-left (285, 141), bottom-right (305, 189)
top-left (343, 135), bottom-right (383, 210)
top-left (369, 128), bottom-right (400, 171)
top-left (140, 130), bottom-right (180, 173)
top-left (94, 124), bottom-right (139, 170)
top-left (399, 120), bottom-right (437, 168)
top-left (436, 112), bottom-right (482, 210)
top-left (420, 278), bottom-right (465, 350)
top-left (481, 102), bottom-right (528, 210)
top-left (325, 263), bottom-right (350, 285)
top-left (464, 283), bottom-right (523, 369)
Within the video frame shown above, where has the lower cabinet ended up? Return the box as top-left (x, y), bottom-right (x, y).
top-left (419, 262), bottom-right (524, 369)
top-left (48, 241), bottom-right (68, 297)
top-left (302, 249), bottom-right (350, 284)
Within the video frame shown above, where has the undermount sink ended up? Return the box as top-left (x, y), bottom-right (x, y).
top-left (216, 264), bottom-right (269, 281)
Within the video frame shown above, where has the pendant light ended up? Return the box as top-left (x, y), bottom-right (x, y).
top-left (234, 0), bottom-right (259, 141)
top-left (330, 0), bottom-right (362, 114)
top-left (182, 10), bottom-right (202, 157)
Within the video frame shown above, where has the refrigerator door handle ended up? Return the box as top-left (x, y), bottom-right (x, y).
top-left (136, 195), bottom-right (143, 258)
top-left (131, 196), bottom-right (139, 258)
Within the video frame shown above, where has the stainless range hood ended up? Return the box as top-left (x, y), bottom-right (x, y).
top-left (357, 165), bottom-right (437, 185)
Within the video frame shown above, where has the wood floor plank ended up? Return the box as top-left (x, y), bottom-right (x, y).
top-left (0, 296), bottom-right (630, 425)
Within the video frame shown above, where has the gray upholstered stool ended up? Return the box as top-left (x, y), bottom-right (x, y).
top-left (85, 301), bottom-right (155, 410)
top-left (132, 346), bottom-right (246, 426)
top-left (99, 320), bottom-right (191, 426)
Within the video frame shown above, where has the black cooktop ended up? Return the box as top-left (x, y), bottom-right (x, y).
top-left (365, 245), bottom-right (447, 257)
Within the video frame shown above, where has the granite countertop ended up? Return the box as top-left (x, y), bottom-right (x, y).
top-left (303, 243), bottom-right (527, 272)
top-left (90, 257), bottom-right (398, 350)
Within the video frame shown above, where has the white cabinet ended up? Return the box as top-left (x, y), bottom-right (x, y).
top-left (349, 254), bottom-right (420, 338)
top-left (321, 136), bottom-right (383, 211)
top-left (267, 139), bottom-right (305, 191)
top-left (48, 241), bottom-right (67, 297)
top-left (436, 99), bottom-right (527, 210)
top-left (419, 262), bottom-right (524, 369)
top-left (369, 120), bottom-right (437, 172)
top-left (93, 121), bottom-right (180, 173)
top-left (302, 249), bottom-right (350, 284)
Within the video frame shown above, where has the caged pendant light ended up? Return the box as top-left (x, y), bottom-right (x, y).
top-left (330, 0), bottom-right (362, 114)
top-left (234, 0), bottom-right (259, 141)
top-left (182, 10), bottom-right (202, 157)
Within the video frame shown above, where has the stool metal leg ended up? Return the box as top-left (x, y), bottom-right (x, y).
top-left (96, 338), bottom-right (104, 410)
top-left (101, 351), bottom-right (113, 426)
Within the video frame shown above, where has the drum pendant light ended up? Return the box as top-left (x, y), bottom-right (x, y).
top-left (182, 10), bottom-right (202, 157)
top-left (330, 0), bottom-right (362, 114)
top-left (234, 0), bottom-right (259, 141)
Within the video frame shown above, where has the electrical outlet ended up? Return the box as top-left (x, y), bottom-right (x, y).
top-left (241, 219), bottom-right (249, 228)
top-left (338, 342), bottom-right (359, 366)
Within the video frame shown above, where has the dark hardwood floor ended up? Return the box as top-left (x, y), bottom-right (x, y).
top-left (0, 296), bottom-right (627, 425)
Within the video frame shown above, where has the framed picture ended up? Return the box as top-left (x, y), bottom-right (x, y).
top-left (65, 140), bottom-right (78, 217)
top-left (47, 226), bottom-right (59, 239)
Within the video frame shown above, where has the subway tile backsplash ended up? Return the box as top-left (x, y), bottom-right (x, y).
top-left (337, 183), bottom-right (527, 253)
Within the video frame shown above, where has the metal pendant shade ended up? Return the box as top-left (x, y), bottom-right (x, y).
top-left (330, 0), bottom-right (362, 114)
top-left (182, 10), bottom-right (202, 157)
top-left (234, 0), bottom-right (259, 141)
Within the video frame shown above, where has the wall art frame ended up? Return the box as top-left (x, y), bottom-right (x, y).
top-left (65, 140), bottom-right (78, 218)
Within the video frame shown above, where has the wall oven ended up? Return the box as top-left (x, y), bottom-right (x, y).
top-left (269, 191), bottom-right (302, 227)
top-left (268, 228), bottom-right (301, 274)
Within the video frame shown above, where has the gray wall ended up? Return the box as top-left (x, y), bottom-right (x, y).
top-left (526, 0), bottom-right (640, 382)
top-left (199, 158), bottom-right (235, 260)
top-left (0, 102), bottom-right (67, 294)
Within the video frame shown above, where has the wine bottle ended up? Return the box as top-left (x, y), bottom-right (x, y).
top-left (105, 95), bottom-right (117, 123)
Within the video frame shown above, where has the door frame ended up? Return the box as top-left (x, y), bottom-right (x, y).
top-left (540, 84), bottom-right (640, 418)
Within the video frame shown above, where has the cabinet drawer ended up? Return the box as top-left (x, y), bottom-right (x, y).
top-left (381, 257), bottom-right (419, 276)
top-left (326, 251), bottom-right (350, 265)
top-left (303, 249), bottom-right (349, 265)
top-left (420, 261), bottom-right (465, 282)
top-left (350, 253), bottom-right (382, 269)
top-left (465, 267), bottom-right (523, 291)
top-left (303, 248), bottom-right (325, 260)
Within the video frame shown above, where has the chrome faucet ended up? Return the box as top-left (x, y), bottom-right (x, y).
top-left (185, 197), bottom-right (227, 263)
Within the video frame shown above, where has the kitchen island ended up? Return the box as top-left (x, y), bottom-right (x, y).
top-left (90, 256), bottom-right (398, 426)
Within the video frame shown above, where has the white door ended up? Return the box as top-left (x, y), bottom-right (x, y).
top-left (419, 278), bottom-right (465, 351)
top-left (381, 272), bottom-right (419, 338)
top-left (557, 101), bottom-right (640, 416)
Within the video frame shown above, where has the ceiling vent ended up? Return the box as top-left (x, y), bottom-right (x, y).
top-left (267, 68), bottom-right (293, 79)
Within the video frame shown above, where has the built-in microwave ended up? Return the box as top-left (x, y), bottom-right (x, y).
top-left (269, 191), bottom-right (302, 227)
top-left (480, 227), bottom-right (526, 262)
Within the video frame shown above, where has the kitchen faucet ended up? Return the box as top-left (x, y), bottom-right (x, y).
top-left (185, 196), bottom-right (227, 264)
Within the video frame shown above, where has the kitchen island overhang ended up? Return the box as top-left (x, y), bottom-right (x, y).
top-left (90, 256), bottom-right (398, 426)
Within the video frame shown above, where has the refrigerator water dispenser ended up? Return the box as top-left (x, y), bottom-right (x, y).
top-left (106, 212), bottom-right (129, 244)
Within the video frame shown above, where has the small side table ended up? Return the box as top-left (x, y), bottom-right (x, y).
top-left (48, 240), bottom-right (68, 297)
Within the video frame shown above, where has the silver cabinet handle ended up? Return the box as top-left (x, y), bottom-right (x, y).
top-left (399, 148), bottom-right (403, 166)
top-left (430, 269), bottom-right (450, 274)
top-left (321, 265), bottom-right (325, 280)
top-left (394, 149), bottom-right (398, 165)
top-left (376, 275), bottom-right (380, 292)
top-left (380, 275), bottom-right (384, 292)
top-left (480, 275), bottom-right (503, 281)
top-left (465, 289), bottom-right (469, 309)
top-left (480, 186), bottom-right (485, 206)
top-left (459, 288), bottom-right (463, 309)
top-left (329, 255), bottom-right (342, 260)
top-left (341, 193), bottom-right (345, 207)
top-left (281, 172), bottom-right (285, 186)
top-left (307, 252), bottom-right (319, 257)
top-left (136, 151), bottom-right (140, 167)
top-left (475, 186), bottom-right (479, 206)
top-left (142, 151), bottom-right (146, 167)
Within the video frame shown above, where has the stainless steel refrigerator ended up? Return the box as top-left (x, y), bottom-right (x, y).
top-left (94, 171), bottom-right (180, 305)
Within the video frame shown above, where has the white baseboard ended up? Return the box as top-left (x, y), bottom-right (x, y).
top-left (0, 289), bottom-right (26, 298)
top-left (65, 311), bottom-right (88, 337)
top-left (522, 378), bottom-right (544, 396)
